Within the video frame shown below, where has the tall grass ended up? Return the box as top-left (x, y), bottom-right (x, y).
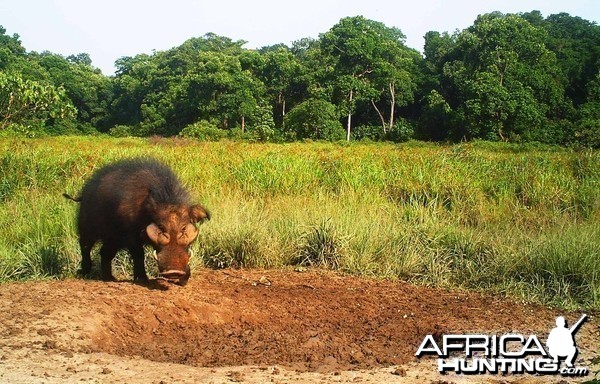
top-left (0, 137), bottom-right (598, 309)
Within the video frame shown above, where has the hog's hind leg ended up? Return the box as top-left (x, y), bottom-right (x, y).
top-left (78, 236), bottom-right (93, 276)
top-left (99, 243), bottom-right (118, 281)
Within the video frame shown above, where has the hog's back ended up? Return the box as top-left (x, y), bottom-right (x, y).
top-left (77, 159), bottom-right (189, 244)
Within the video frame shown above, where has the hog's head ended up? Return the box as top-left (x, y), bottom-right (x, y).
top-left (146, 204), bottom-right (210, 285)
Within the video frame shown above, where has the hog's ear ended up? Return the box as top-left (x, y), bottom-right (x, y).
top-left (189, 204), bottom-right (210, 223)
top-left (146, 223), bottom-right (170, 245)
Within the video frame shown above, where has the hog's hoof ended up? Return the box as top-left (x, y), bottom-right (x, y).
top-left (101, 274), bottom-right (118, 282)
top-left (77, 269), bottom-right (91, 278)
top-left (133, 275), bottom-right (149, 284)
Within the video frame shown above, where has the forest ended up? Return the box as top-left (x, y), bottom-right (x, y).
top-left (0, 11), bottom-right (599, 146)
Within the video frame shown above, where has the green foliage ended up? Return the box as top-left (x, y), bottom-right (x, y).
top-left (284, 99), bottom-right (344, 140)
top-left (178, 120), bottom-right (226, 141)
top-left (0, 26), bottom-right (26, 59)
top-left (571, 74), bottom-right (600, 147)
top-left (257, 46), bottom-right (304, 127)
top-left (353, 125), bottom-right (382, 141)
top-left (417, 90), bottom-right (453, 140)
top-left (420, 12), bottom-right (599, 147)
top-left (108, 124), bottom-right (134, 137)
top-left (574, 108), bottom-right (600, 148)
top-left (319, 16), bottom-right (418, 139)
top-left (531, 12), bottom-right (600, 106)
top-left (35, 52), bottom-right (113, 130)
top-left (390, 119), bottom-right (415, 142)
top-left (424, 13), bottom-right (567, 142)
top-left (355, 120), bottom-right (414, 142)
top-left (43, 118), bottom-right (82, 136)
top-left (0, 71), bottom-right (76, 134)
top-left (247, 103), bottom-right (276, 142)
top-left (0, 12), bottom-right (599, 147)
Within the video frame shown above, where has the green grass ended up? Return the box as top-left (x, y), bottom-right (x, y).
top-left (0, 136), bottom-right (599, 309)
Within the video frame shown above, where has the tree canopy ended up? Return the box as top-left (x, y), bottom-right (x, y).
top-left (0, 12), bottom-right (598, 146)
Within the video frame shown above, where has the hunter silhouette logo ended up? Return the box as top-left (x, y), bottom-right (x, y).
top-left (547, 314), bottom-right (587, 368)
top-left (416, 314), bottom-right (589, 376)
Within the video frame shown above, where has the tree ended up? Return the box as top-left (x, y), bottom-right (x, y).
top-left (36, 52), bottom-right (113, 130)
top-left (320, 17), bottom-right (383, 140)
top-left (181, 33), bottom-right (246, 55)
top-left (0, 71), bottom-right (76, 132)
top-left (248, 102), bottom-right (276, 141)
top-left (0, 26), bottom-right (26, 60)
top-left (418, 89), bottom-right (454, 141)
top-left (109, 54), bottom-right (156, 130)
top-left (425, 13), bottom-right (567, 142)
top-left (258, 46), bottom-right (303, 127)
top-left (108, 34), bottom-right (267, 136)
top-left (67, 53), bottom-right (93, 67)
top-left (183, 50), bottom-right (265, 132)
top-left (524, 12), bottom-right (600, 106)
top-left (0, 26), bottom-right (49, 82)
top-left (319, 16), bottom-right (418, 140)
top-left (284, 99), bottom-right (344, 140)
top-left (573, 73), bottom-right (600, 147)
top-left (417, 31), bottom-right (457, 140)
top-left (290, 37), bottom-right (330, 106)
top-left (370, 43), bottom-right (420, 134)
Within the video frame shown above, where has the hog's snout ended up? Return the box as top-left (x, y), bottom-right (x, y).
top-left (153, 243), bottom-right (192, 285)
top-left (160, 269), bottom-right (187, 279)
top-left (159, 269), bottom-right (190, 285)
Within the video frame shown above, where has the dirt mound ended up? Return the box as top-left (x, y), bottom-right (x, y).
top-left (0, 269), bottom-right (598, 383)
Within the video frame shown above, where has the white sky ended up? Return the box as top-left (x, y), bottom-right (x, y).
top-left (0, 0), bottom-right (598, 75)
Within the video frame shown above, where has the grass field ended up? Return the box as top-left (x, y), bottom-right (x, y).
top-left (0, 137), bottom-right (598, 309)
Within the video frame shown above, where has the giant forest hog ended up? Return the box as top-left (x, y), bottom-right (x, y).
top-left (65, 158), bottom-right (210, 285)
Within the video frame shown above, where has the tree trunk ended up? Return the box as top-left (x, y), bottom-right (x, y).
top-left (278, 92), bottom-right (286, 118)
top-left (241, 115), bottom-right (245, 133)
top-left (347, 89), bottom-right (353, 141)
top-left (281, 98), bottom-right (286, 129)
top-left (497, 115), bottom-right (506, 141)
top-left (371, 99), bottom-right (387, 134)
top-left (388, 82), bottom-right (395, 131)
top-left (282, 98), bottom-right (286, 117)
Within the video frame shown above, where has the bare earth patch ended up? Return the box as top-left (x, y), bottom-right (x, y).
top-left (0, 269), bottom-right (598, 383)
